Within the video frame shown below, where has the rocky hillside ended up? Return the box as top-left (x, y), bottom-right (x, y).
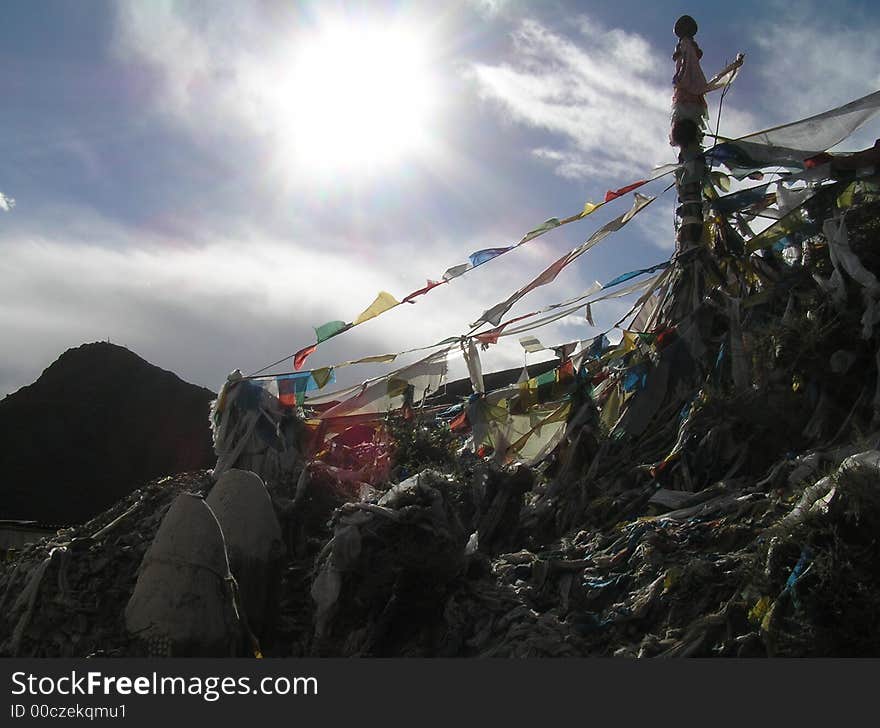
top-left (0, 342), bottom-right (216, 524)
top-left (3, 192), bottom-right (880, 658)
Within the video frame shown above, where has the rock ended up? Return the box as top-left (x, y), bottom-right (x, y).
top-left (206, 469), bottom-right (283, 639)
top-left (124, 493), bottom-right (238, 656)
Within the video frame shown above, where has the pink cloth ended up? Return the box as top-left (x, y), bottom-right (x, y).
top-left (672, 37), bottom-right (708, 105)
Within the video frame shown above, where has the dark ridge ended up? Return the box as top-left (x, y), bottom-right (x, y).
top-left (0, 342), bottom-right (216, 524)
top-left (427, 358), bottom-right (560, 407)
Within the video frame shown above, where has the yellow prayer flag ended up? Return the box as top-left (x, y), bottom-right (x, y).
top-left (837, 182), bottom-right (857, 209)
top-left (582, 201), bottom-right (600, 217)
top-left (349, 353), bottom-right (397, 365)
top-left (748, 596), bottom-right (772, 625)
top-left (354, 291), bottom-right (400, 326)
top-left (387, 377), bottom-right (409, 398)
top-left (600, 385), bottom-right (622, 430)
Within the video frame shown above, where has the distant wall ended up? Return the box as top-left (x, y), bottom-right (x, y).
top-left (0, 524), bottom-right (56, 554)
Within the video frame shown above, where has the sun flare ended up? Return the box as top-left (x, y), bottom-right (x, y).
top-left (287, 20), bottom-right (437, 172)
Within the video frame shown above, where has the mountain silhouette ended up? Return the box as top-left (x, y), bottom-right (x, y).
top-left (0, 342), bottom-right (216, 524)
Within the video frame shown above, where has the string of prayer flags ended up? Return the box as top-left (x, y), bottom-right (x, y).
top-left (316, 347), bottom-right (451, 419)
top-left (737, 89), bottom-right (880, 156)
top-left (602, 260), bottom-right (671, 289)
top-left (709, 89), bottom-right (880, 176)
top-left (276, 368), bottom-right (336, 406)
top-left (258, 164), bottom-right (681, 379)
top-left (472, 193), bottom-right (655, 328)
top-left (470, 275), bottom-right (657, 347)
top-left (603, 162), bottom-right (681, 203)
top-left (275, 257), bottom-right (657, 383)
top-left (500, 275), bottom-right (663, 340)
top-left (284, 189), bottom-right (660, 375)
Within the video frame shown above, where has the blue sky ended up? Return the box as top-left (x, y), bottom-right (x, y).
top-left (2, 0), bottom-right (880, 396)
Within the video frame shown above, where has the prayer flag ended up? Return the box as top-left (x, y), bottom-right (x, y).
top-left (277, 372), bottom-right (312, 406)
top-left (315, 320), bottom-right (350, 344)
top-left (311, 367), bottom-right (335, 390)
top-left (402, 279), bottom-right (444, 303)
top-left (519, 218), bottom-right (560, 245)
top-left (293, 344), bottom-right (318, 371)
top-left (353, 291), bottom-right (399, 326)
top-left (469, 247), bottom-right (512, 267)
top-left (519, 336), bottom-right (544, 353)
top-left (605, 180), bottom-right (647, 202)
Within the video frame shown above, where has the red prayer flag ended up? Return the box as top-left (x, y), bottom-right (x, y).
top-left (556, 360), bottom-right (575, 382)
top-left (293, 343), bottom-right (318, 371)
top-left (804, 152), bottom-right (833, 169)
top-left (605, 180), bottom-right (647, 203)
top-left (403, 279), bottom-right (444, 304)
top-left (475, 331), bottom-right (501, 345)
top-left (449, 409), bottom-right (470, 434)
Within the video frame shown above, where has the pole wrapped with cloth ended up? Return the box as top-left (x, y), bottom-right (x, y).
top-left (670, 15), bottom-right (744, 253)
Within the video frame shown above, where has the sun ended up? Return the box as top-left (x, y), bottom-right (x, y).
top-left (286, 20), bottom-right (437, 173)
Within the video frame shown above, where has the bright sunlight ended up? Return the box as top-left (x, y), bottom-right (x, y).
top-left (287, 19), bottom-right (438, 172)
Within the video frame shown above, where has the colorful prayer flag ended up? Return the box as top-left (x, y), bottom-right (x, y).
top-left (469, 247), bottom-right (512, 267)
top-left (402, 279), bottom-right (444, 303)
top-left (293, 344), bottom-right (318, 371)
top-left (605, 180), bottom-right (647, 202)
top-left (353, 292), bottom-right (400, 326)
top-left (315, 320), bottom-right (350, 344)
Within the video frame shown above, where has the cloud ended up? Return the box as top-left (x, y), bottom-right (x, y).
top-left (633, 198), bottom-right (676, 252)
top-left (467, 16), bottom-right (674, 181)
top-left (1, 4), bottom-right (689, 399)
top-left (470, 0), bottom-right (514, 17)
top-left (0, 197), bottom-right (579, 390)
top-left (466, 13), bottom-right (772, 184)
top-left (0, 194), bottom-right (639, 398)
top-left (0, 192), bottom-right (14, 212)
top-left (750, 2), bottom-right (880, 149)
top-left (111, 3), bottom-right (287, 137)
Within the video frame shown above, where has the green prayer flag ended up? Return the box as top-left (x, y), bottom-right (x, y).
top-left (315, 320), bottom-right (349, 343)
top-left (311, 367), bottom-right (334, 389)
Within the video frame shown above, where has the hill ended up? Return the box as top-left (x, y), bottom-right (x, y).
top-left (0, 342), bottom-right (216, 523)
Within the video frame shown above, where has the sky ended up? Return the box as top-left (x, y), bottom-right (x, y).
top-left (2, 0), bottom-right (880, 398)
